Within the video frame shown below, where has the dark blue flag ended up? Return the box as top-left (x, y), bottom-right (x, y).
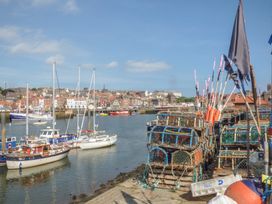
top-left (228, 0), bottom-right (250, 82)
top-left (223, 54), bottom-right (234, 75)
top-left (269, 34), bottom-right (272, 45)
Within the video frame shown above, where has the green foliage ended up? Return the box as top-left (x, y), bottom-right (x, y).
top-left (0, 87), bottom-right (15, 97)
top-left (176, 96), bottom-right (195, 103)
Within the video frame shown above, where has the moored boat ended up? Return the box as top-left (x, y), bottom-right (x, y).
top-left (10, 112), bottom-right (26, 120)
top-left (79, 134), bottom-right (117, 150)
top-left (77, 69), bottom-right (118, 150)
top-left (109, 111), bottom-right (130, 116)
top-left (39, 127), bottom-right (77, 145)
top-left (33, 121), bottom-right (48, 125)
top-left (6, 142), bottom-right (70, 169)
top-left (0, 153), bottom-right (6, 166)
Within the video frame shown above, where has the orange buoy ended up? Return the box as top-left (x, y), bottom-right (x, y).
top-left (208, 108), bottom-right (215, 124)
top-left (213, 109), bottom-right (220, 122)
top-left (205, 106), bottom-right (211, 122)
top-left (225, 180), bottom-right (262, 204)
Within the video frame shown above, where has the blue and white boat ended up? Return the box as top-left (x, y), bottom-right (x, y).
top-left (0, 137), bottom-right (17, 167)
top-left (10, 112), bottom-right (26, 120)
top-left (0, 153), bottom-right (6, 166)
top-left (39, 127), bottom-right (77, 145)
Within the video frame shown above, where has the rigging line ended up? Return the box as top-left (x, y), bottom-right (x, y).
top-left (80, 69), bottom-right (95, 135)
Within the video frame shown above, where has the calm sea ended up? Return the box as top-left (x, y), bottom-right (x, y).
top-left (0, 114), bottom-right (155, 204)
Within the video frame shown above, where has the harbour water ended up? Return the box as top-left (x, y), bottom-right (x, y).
top-left (0, 114), bottom-right (155, 204)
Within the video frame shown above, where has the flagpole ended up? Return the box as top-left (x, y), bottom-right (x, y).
top-left (238, 88), bottom-right (261, 135)
top-left (209, 60), bottom-right (216, 106)
top-left (249, 65), bottom-right (261, 137)
top-left (219, 74), bottom-right (230, 107)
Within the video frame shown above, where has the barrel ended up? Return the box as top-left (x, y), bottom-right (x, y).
top-left (225, 180), bottom-right (262, 204)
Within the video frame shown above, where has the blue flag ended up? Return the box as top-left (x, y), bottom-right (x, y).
top-left (228, 0), bottom-right (250, 82)
top-left (269, 34), bottom-right (272, 45)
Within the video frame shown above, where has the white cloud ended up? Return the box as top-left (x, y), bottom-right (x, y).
top-left (0, 26), bottom-right (20, 42)
top-left (9, 40), bottom-right (61, 54)
top-left (63, 0), bottom-right (79, 13)
top-left (46, 54), bottom-right (64, 65)
top-left (106, 61), bottom-right (118, 68)
top-left (126, 60), bottom-right (170, 72)
top-left (81, 64), bottom-right (95, 69)
top-left (0, 26), bottom-right (67, 57)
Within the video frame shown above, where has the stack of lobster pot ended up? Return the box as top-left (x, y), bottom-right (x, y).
top-left (144, 111), bottom-right (213, 191)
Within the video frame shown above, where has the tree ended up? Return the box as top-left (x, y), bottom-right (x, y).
top-left (0, 87), bottom-right (15, 98)
top-left (176, 96), bottom-right (195, 103)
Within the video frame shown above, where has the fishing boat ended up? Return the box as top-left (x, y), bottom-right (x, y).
top-left (79, 69), bottom-right (118, 150)
top-left (6, 142), bottom-right (70, 169)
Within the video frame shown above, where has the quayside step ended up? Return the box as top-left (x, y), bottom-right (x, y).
top-left (149, 173), bottom-right (193, 182)
top-left (151, 169), bottom-right (195, 176)
top-left (147, 178), bottom-right (192, 187)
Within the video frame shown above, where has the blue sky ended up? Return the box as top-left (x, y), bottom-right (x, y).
top-left (0, 0), bottom-right (271, 96)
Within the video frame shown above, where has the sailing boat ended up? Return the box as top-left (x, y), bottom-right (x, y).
top-left (6, 63), bottom-right (70, 169)
top-left (39, 63), bottom-right (77, 144)
top-left (79, 68), bottom-right (117, 150)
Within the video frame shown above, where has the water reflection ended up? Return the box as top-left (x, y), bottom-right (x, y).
top-left (6, 158), bottom-right (70, 187)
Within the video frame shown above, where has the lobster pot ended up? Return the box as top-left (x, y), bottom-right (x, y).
top-left (148, 126), bottom-right (199, 150)
top-left (250, 126), bottom-right (267, 144)
top-left (149, 132), bottom-right (163, 144)
top-left (235, 128), bottom-right (247, 144)
top-left (168, 115), bottom-right (179, 126)
top-left (148, 147), bottom-right (169, 166)
top-left (225, 180), bottom-right (262, 204)
top-left (171, 148), bottom-right (203, 167)
top-left (222, 128), bottom-right (235, 145)
top-left (221, 125), bottom-right (268, 146)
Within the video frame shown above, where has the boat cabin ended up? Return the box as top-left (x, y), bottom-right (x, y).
top-left (0, 137), bottom-right (17, 151)
top-left (40, 128), bottom-right (60, 139)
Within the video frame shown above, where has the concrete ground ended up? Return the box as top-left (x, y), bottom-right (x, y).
top-left (86, 179), bottom-right (213, 204)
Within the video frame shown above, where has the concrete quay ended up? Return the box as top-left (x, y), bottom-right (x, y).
top-left (85, 178), bottom-right (213, 204)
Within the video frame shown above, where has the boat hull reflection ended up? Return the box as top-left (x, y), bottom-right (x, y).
top-left (6, 158), bottom-right (70, 186)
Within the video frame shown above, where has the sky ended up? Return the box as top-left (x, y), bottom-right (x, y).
top-left (0, 0), bottom-right (271, 96)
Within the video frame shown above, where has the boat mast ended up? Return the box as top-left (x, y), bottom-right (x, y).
top-left (52, 62), bottom-right (56, 136)
top-left (77, 66), bottom-right (80, 137)
top-left (93, 68), bottom-right (96, 133)
top-left (26, 83), bottom-right (29, 137)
